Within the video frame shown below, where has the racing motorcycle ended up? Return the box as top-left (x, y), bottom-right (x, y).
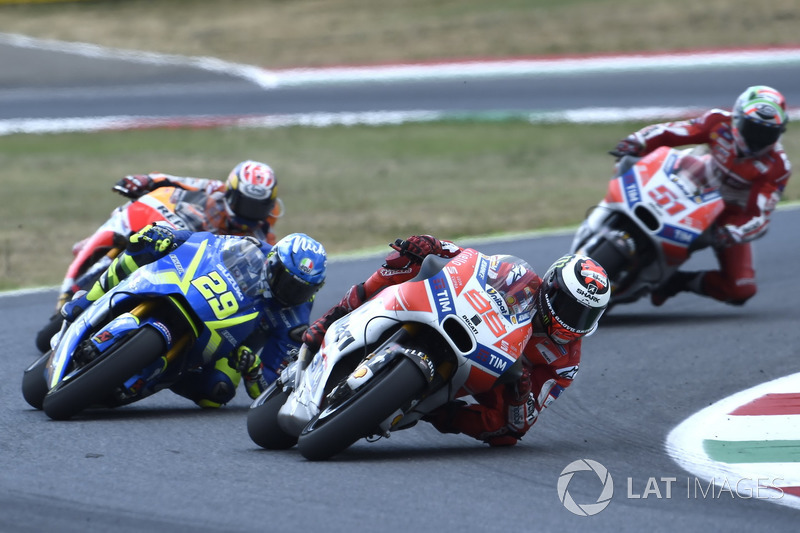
top-left (247, 248), bottom-right (535, 461)
top-left (569, 146), bottom-right (724, 307)
top-left (34, 186), bottom-right (201, 353)
top-left (23, 232), bottom-right (268, 420)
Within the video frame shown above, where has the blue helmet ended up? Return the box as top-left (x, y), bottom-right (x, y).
top-left (265, 233), bottom-right (327, 306)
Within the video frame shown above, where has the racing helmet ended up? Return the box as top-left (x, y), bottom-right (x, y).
top-left (224, 160), bottom-right (278, 229)
top-left (731, 86), bottom-right (788, 155)
top-left (265, 233), bottom-right (327, 306)
top-left (536, 254), bottom-right (610, 344)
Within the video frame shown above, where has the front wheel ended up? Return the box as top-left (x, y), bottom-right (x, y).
top-left (42, 327), bottom-right (166, 420)
top-left (297, 357), bottom-right (428, 461)
top-left (22, 352), bottom-right (51, 410)
top-left (247, 383), bottom-right (297, 450)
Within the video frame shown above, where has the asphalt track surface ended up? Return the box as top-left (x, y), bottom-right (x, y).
top-left (1, 40), bottom-right (799, 531)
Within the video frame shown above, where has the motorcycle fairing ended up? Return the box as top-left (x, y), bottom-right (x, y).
top-left (613, 148), bottom-right (725, 251)
top-left (60, 187), bottom-right (187, 296)
top-left (279, 249), bottom-right (531, 433)
top-left (47, 234), bottom-right (262, 389)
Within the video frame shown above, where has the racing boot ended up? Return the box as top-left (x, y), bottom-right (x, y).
top-left (650, 271), bottom-right (703, 306)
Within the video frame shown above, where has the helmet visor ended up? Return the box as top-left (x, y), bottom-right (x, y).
top-left (226, 189), bottom-right (273, 221)
top-left (737, 116), bottom-right (783, 153)
top-left (545, 286), bottom-right (605, 335)
top-left (268, 263), bottom-right (321, 306)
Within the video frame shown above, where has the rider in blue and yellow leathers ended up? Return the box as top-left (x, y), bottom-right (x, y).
top-left (61, 224), bottom-right (327, 408)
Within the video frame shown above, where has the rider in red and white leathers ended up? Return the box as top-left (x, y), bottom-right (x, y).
top-left (613, 85), bottom-right (791, 306)
top-left (301, 235), bottom-right (610, 446)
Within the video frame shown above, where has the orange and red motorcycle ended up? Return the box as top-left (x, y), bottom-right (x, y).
top-left (34, 186), bottom-right (201, 353)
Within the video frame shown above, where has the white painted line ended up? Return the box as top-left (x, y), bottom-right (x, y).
top-left (3, 32), bottom-right (800, 88)
top-left (2, 108), bottom-right (799, 137)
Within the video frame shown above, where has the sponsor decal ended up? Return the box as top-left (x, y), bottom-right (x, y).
top-left (290, 236), bottom-right (325, 255)
top-left (92, 330), bottom-right (114, 344)
top-left (241, 182), bottom-right (270, 200)
top-left (577, 258), bottom-right (608, 294)
top-left (624, 178), bottom-right (641, 205)
top-left (169, 253), bottom-right (185, 275)
top-left (461, 314), bottom-right (479, 334)
top-left (470, 346), bottom-right (510, 373)
top-left (485, 286), bottom-right (509, 314)
top-left (379, 266), bottom-right (413, 277)
top-left (299, 257), bottom-right (314, 273)
top-left (151, 321), bottom-right (173, 345)
top-left (155, 204), bottom-right (190, 229)
top-left (557, 365), bottom-right (579, 380)
top-left (534, 341), bottom-right (560, 364)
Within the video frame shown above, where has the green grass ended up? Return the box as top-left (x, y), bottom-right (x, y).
top-left (1, 0), bottom-right (798, 68)
top-left (1, 120), bottom-right (798, 290)
top-left (1, 0), bottom-right (798, 290)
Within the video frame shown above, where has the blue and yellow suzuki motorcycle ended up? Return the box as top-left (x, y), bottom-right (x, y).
top-left (22, 233), bottom-right (267, 420)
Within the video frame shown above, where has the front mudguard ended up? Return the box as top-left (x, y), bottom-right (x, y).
top-left (90, 312), bottom-right (175, 354)
top-left (277, 327), bottom-right (435, 437)
top-left (346, 341), bottom-right (435, 392)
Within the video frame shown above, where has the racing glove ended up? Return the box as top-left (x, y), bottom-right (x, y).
top-left (113, 174), bottom-right (155, 199)
top-left (302, 283), bottom-right (367, 352)
top-left (503, 367), bottom-right (535, 439)
top-left (388, 235), bottom-right (444, 266)
top-left (127, 224), bottom-right (176, 256)
top-left (610, 134), bottom-right (645, 159)
top-left (234, 346), bottom-right (269, 399)
top-left (386, 235), bottom-right (460, 271)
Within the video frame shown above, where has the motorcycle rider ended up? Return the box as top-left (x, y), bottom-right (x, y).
top-left (57, 160), bottom-right (284, 318)
top-left (111, 159), bottom-right (284, 245)
top-left (61, 224), bottom-right (327, 408)
top-left (301, 235), bottom-right (610, 447)
top-left (612, 85), bottom-right (791, 306)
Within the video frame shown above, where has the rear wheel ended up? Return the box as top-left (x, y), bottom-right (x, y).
top-left (247, 383), bottom-right (297, 450)
top-left (22, 352), bottom-right (51, 410)
top-left (297, 357), bottom-right (428, 461)
top-left (42, 327), bottom-right (166, 420)
top-left (35, 315), bottom-right (63, 354)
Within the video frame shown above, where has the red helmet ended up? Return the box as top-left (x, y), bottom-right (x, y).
top-left (224, 161), bottom-right (278, 228)
top-left (536, 254), bottom-right (610, 344)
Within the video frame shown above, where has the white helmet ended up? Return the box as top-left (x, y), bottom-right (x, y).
top-left (731, 85), bottom-right (788, 155)
top-left (224, 161), bottom-right (278, 227)
top-left (535, 254), bottom-right (610, 344)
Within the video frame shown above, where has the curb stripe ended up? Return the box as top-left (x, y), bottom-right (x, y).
top-left (667, 371), bottom-right (800, 510)
top-left (730, 393), bottom-right (800, 416)
top-left (782, 487), bottom-right (800, 497)
top-left (704, 439), bottom-right (800, 464)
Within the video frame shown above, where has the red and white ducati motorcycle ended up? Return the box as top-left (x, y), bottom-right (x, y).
top-left (570, 146), bottom-right (724, 307)
top-left (247, 249), bottom-right (536, 461)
